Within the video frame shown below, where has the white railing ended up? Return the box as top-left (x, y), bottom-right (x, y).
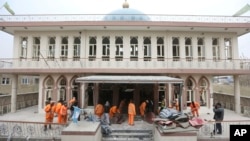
top-left (1, 57), bottom-right (250, 71)
top-left (0, 14), bottom-right (250, 23)
top-left (198, 120), bottom-right (250, 139)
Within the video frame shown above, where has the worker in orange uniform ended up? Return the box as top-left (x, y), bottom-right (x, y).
top-left (109, 105), bottom-right (120, 118)
top-left (139, 100), bottom-right (147, 119)
top-left (55, 99), bottom-right (63, 123)
top-left (44, 101), bottom-right (55, 131)
top-left (128, 99), bottom-right (136, 126)
top-left (190, 101), bottom-right (200, 117)
top-left (95, 102), bottom-right (104, 119)
top-left (60, 102), bottom-right (68, 124)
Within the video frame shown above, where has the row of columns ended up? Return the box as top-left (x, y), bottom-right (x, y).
top-left (14, 33), bottom-right (238, 61)
top-left (10, 74), bottom-right (241, 114)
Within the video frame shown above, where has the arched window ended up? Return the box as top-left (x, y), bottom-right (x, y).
top-left (185, 37), bottom-right (193, 61)
top-left (32, 37), bottom-right (40, 60)
top-left (115, 36), bottom-right (123, 58)
top-left (59, 78), bottom-right (67, 101)
top-left (143, 37), bottom-right (151, 60)
top-left (102, 36), bottom-right (110, 58)
top-left (130, 37), bottom-right (138, 59)
top-left (89, 36), bottom-right (97, 60)
top-left (224, 38), bottom-right (232, 60)
top-left (20, 37), bottom-right (28, 59)
top-left (157, 37), bottom-right (164, 60)
top-left (61, 37), bottom-right (68, 60)
top-left (73, 37), bottom-right (81, 60)
top-left (48, 37), bottom-right (55, 60)
top-left (212, 38), bottom-right (220, 61)
top-left (197, 38), bottom-right (205, 61)
top-left (172, 37), bottom-right (180, 61)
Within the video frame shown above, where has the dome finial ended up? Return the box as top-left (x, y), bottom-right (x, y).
top-left (123, 0), bottom-right (129, 8)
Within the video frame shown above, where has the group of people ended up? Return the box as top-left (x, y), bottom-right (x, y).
top-left (94, 99), bottom-right (137, 126)
top-left (44, 97), bottom-right (78, 131)
top-left (139, 99), bottom-right (154, 119)
top-left (189, 101), bottom-right (224, 134)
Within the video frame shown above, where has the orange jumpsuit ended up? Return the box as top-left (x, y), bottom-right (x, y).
top-left (45, 103), bottom-right (54, 123)
top-left (128, 101), bottom-right (136, 125)
top-left (109, 106), bottom-right (119, 118)
top-left (95, 104), bottom-right (104, 118)
top-left (55, 102), bottom-right (62, 123)
top-left (44, 102), bottom-right (55, 130)
top-left (139, 101), bottom-right (146, 117)
top-left (60, 104), bottom-right (68, 124)
top-left (190, 101), bottom-right (200, 117)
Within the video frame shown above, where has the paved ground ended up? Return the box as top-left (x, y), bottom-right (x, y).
top-left (0, 105), bottom-right (250, 122)
top-left (1, 105), bottom-right (250, 141)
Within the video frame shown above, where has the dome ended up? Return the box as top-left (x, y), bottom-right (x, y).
top-left (103, 1), bottom-right (150, 21)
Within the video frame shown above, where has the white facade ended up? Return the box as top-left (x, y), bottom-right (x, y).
top-left (0, 2), bottom-right (250, 114)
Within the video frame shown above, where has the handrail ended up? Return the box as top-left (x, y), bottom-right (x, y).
top-left (198, 120), bottom-right (250, 138)
top-left (0, 14), bottom-right (250, 23)
top-left (0, 120), bottom-right (67, 140)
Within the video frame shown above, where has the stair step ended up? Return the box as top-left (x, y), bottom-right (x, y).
top-left (102, 137), bottom-right (153, 141)
top-left (111, 130), bottom-right (152, 133)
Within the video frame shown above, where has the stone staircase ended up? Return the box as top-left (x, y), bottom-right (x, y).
top-left (102, 129), bottom-right (154, 141)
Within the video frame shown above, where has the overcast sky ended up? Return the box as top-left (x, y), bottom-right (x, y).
top-left (0, 0), bottom-right (250, 58)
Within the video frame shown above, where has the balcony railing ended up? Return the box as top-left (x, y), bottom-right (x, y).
top-left (1, 57), bottom-right (250, 71)
top-left (0, 119), bottom-right (250, 140)
top-left (0, 14), bottom-right (250, 23)
top-left (0, 120), bottom-right (66, 140)
top-left (197, 120), bottom-right (250, 138)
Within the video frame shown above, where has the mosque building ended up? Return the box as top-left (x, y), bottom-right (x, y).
top-left (0, 0), bottom-right (250, 114)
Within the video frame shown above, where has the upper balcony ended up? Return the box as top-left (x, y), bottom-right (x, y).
top-left (0, 57), bottom-right (250, 75)
top-left (1, 14), bottom-right (250, 36)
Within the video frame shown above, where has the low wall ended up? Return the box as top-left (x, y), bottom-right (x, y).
top-left (213, 93), bottom-right (250, 117)
top-left (0, 93), bottom-right (38, 115)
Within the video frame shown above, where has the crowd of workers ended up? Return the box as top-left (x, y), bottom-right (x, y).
top-left (44, 97), bottom-right (77, 131)
top-left (44, 95), bottom-right (202, 131)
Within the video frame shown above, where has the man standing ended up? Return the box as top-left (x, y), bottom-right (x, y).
top-left (213, 102), bottom-right (224, 134)
top-left (44, 101), bottom-right (55, 131)
top-left (128, 99), bottom-right (136, 126)
top-left (103, 101), bottom-right (111, 125)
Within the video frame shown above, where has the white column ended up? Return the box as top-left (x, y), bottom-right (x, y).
top-left (205, 36), bottom-right (213, 60)
top-left (68, 36), bottom-right (73, 60)
top-left (55, 35), bottom-right (61, 59)
top-left (96, 36), bottom-right (102, 58)
top-left (81, 83), bottom-right (86, 109)
top-left (27, 36), bottom-right (33, 59)
top-left (80, 31), bottom-right (86, 58)
top-left (219, 37), bottom-right (225, 60)
top-left (123, 35), bottom-right (130, 61)
top-left (234, 75), bottom-right (241, 114)
top-left (151, 36), bottom-right (157, 59)
top-left (232, 36), bottom-right (239, 59)
top-left (168, 83), bottom-right (172, 107)
top-left (110, 36), bottom-right (115, 59)
top-left (11, 74), bottom-right (18, 113)
top-left (179, 37), bottom-right (185, 59)
top-left (38, 76), bottom-right (44, 113)
top-left (138, 36), bottom-right (143, 58)
top-left (193, 37), bottom-right (198, 59)
top-left (166, 34), bottom-right (172, 59)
